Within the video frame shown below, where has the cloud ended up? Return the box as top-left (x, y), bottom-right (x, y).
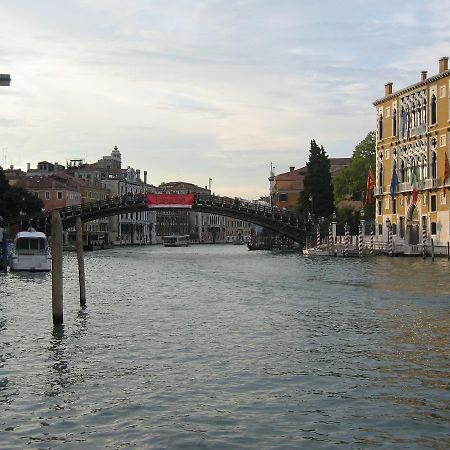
top-left (1, 0), bottom-right (449, 199)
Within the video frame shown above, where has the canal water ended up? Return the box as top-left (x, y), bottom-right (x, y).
top-left (0, 245), bottom-right (449, 449)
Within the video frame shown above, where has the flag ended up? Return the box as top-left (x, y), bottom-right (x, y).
top-left (146, 193), bottom-right (194, 208)
top-left (443, 151), bottom-right (450, 197)
top-left (364, 166), bottom-right (375, 205)
top-left (411, 170), bottom-right (418, 205)
top-left (390, 161), bottom-right (398, 199)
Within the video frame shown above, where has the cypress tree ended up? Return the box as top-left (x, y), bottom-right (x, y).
top-left (298, 140), bottom-right (334, 219)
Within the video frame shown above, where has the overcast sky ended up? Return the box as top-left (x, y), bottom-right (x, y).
top-left (1, 0), bottom-right (449, 199)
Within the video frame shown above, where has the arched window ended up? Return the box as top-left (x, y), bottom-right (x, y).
top-left (392, 109), bottom-right (397, 136)
top-left (378, 114), bottom-right (383, 140)
top-left (378, 163), bottom-right (383, 189)
top-left (418, 156), bottom-right (423, 180)
top-left (430, 94), bottom-right (437, 125)
top-left (411, 159), bottom-right (417, 181)
top-left (431, 151), bottom-right (437, 179)
top-left (400, 159), bottom-right (405, 183)
top-left (416, 101), bottom-right (421, 126)
top-left (401, 107), bottom-right (406, 138)
top-left (422, 101), bottom-right (427, 124)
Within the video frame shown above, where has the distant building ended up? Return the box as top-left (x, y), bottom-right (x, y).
top-left (26, 161), bottom-right (65, 177)
top-left (271, 158), bottom-right (351, 211)
top-left (65, 146), bottom-right (156, 245)
top-left (103, 166), bottom-right (156, 245)
top-left (14, 175), bottom-right (81, 211)
top-left (373, 56), bottom-right (450, 252)
top-left (155, 181), bottom-right (253, 243)
top-left (3, 165), bottom-right (26, 182)
top-left (156, 181), bottom-right (209, 243)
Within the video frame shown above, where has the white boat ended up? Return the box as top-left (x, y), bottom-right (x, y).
top-left (302, 245), bottom-right (331, 256)
top-left (163, 235), bottom-right (190, 247)
top-left (9, 229), bottom-right (52, 271)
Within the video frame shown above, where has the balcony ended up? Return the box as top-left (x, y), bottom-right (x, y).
top-left (424, 178), bottom-right (438, 189)
top-left (397, 178), bottom-right (437, 193)
top-left (410, 123), bottom-right (427, 137)
top-left (398, 182), bottom-right (411, 193)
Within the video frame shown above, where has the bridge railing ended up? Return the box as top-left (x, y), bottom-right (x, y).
top-left (9, 193), bottom-right (302, 234)
top-left (193, 194), bottom-right (300, 227)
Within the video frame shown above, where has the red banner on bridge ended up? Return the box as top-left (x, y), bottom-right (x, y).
top-left (146, 193), bottom-right (194, 208)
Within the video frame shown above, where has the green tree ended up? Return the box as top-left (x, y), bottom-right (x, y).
top-left (298, 139), bottom-right (334, 219)
top-left (0, 166), bottom-right (44, 221)
top-left (333, 131), bottom-right (376, 204)
top-left (333, 131), bottom-right (376, 221)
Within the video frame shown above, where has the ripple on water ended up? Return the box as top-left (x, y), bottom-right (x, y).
top-left (0, 245), bottom-right (449, 449)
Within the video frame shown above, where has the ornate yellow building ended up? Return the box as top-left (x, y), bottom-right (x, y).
top-left (373, 57), bottom-right (450, 253)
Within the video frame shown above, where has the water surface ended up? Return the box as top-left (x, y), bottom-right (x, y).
top-left (0, 246), bottom-right (449, 449)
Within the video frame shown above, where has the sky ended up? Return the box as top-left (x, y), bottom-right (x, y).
top-left (1, 0), bottom-right (449, 199)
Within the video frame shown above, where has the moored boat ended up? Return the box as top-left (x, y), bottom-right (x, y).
top-left (302, 245), bottom-right (330, 256)
top-left (163, 235), bottom-right (190, 247)
top-left (9, 229), bottom-right (52, 271)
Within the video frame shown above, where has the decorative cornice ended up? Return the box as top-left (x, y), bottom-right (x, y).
top-left (373, 70), bottom-right (450, 106)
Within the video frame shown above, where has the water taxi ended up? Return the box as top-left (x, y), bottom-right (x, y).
top-left (163, 235), bottom-right (190, 247)
top-left (9, 229), bottom-right (52, 271)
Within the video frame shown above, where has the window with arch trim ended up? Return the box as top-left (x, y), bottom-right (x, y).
top-left (392, 109), bottom-right (397, 136)
top-left (430, 94), bottom-right (437, 125)
top-left (430, 151), bottom-right (437, 179)
top-left (378, 114), bottom-right (383, 140)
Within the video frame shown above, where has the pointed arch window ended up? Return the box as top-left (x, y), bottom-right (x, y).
top-left (378, 114), bottom-right (383, 140)
top-left (378, 162), bottom-right (383, 189)
top-left (400, 159), bottom-right (405, 183)
top-left (392, 109), bottom-right (397, 136)
top-left (400, 107), bottom-right (407, 138)
top-left (411, 159), bottom-right (417, 182)
top-left (431, 151), bottom-right (437, 179)
top-left (430, 94), bottom-right (437, 125)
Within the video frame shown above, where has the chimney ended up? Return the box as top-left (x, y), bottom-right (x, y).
top-left (384, 82), bottom-right (393, 96)
top-left (289, 166), bottom-right (295, 172)
top-left (439, 57), bottom-right (449, 73)
top-left (27, 163), bottom-right (30, 171)
top-left (136, 169), bottom-right (140, 181)
top-left (421, 71), bottom-right (427, 81)
top-left (9, 165), bottom-right (14, 170)
top-left (144, 171), bottom-right (147, 184)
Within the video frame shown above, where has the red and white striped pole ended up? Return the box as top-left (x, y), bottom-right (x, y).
top-left (422, 220), bottom-right (427, 258)
top-left (386, 219), bottom-right (393, 256)
top-left (328, 223), bottom-right (333, 253)
top-left (358, 224), bottom-right (363, 257)
top-left (370, 226), bottom-right (374, 255)
top-left (344, 223), bottom-right (350, 257)
top-left (316, 225), bottom-right (320, 248)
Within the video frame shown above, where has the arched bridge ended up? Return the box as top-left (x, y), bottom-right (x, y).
top-left (10, 194), bottom-right (306, 244)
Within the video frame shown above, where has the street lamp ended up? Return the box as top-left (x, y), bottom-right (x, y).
top-left (0, 74), bottom-right (11, 86)
top-left (19, 210), bottom-right (26, 230)
top-left (42, 208), bottom-right (47, 234)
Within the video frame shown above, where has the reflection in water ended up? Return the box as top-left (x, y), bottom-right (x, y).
top-left (0, 246), bottom-right (448, 449)
top-left (372, 257), bottom-right (450, 295)
top-left (46, 325), bottom-right (69, 396)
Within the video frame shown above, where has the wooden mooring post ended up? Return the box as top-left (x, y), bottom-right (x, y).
top-left (75, 217), bottom-right (86, 306)
top-left (51, 210), bottom-right (63, 325)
